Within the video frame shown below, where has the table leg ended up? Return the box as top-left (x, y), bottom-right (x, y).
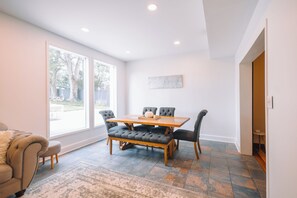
top-left (164, 127), bottom-right (173, 136)
top-left (124, 123), bottom-right (134, 130)
top-left (120, 123), bottom-right (134, 150)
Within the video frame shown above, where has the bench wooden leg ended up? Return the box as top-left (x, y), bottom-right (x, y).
top-left (50, 155), bottom-right (54, 169)
top-left (194, 142), bottom-right (199, 160)
top-left (164, 146), bottom-right (168, 166)
top-left (110, 138), bottom-right (113, 155)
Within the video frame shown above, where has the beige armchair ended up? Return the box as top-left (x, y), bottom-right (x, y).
top-left (0, 123), bottom-right (48, 197)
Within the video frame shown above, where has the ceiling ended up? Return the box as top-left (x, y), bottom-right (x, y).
top-left (0, 0), bottom-right (258, 61)
top-left (203, 0), bottom-right (258, 58)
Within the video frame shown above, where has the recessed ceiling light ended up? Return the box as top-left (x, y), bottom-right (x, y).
top-left (174, 40), bottom-right (181, 45)
top-left (147, 4), bottom-right (157, 11)
top-left (125, 50), bottom-right (131, 54)
top-left (81, 27), bottom-right (90, 33)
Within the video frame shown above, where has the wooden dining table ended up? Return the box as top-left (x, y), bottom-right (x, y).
top-left (107, 114), bottom-right (190, 135)
top-left (107, 114), bottom-right (190, 152)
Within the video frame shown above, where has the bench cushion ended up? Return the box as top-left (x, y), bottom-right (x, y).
top-left (109, 130), bottom-right (173, 144)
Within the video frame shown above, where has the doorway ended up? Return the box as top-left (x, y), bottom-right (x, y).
top-left (252, 52), bottom-right (266, 171)
top-left (239, 30), bottom-right (265, 156)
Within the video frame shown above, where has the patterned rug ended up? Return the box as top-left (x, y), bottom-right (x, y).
top-left (24, 162), bottom-right (206, 198)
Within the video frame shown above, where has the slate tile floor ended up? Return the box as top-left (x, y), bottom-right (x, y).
top-left (35, 140), bottom-right (266, 198)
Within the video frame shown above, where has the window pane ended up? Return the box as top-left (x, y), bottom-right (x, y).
top-left (94, 60), bottom-right (116, 126)
top-left (49, 45), bottom-right (88, 136)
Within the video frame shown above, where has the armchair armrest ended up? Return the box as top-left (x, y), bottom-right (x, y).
top-left (6, 131), bottom-right (48, 189)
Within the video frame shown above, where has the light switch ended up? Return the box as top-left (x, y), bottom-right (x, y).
top-left (267, 96), bottom-right (274, 109)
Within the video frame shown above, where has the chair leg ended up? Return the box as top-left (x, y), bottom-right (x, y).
top-left (15, 189), bottom-right (26, 197)
top-left (194, 142), bottom-right (199, 160)
top-left (106, 137), bottom-right (109, 145)
top-left (197, 140), bottom-right (202, 154)
top-left (50, 155), bottom-right (54, 169)
top-left (55, 154), bottom-right (59, 163)
top-left (42, 157), bottom-right (45, 165)
top-left (176, 139), bottom-right (179, 150)
top-left (109, 138), bottom-right (113, 155)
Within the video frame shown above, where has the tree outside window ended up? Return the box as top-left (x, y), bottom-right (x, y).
top-left (94, 60), bottom-right (116, 126)
top-left (49, 46), bottom-right (88, 136)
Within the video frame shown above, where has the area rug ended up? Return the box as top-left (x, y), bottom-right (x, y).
top-left (24, 162), bottom-right (207, 198)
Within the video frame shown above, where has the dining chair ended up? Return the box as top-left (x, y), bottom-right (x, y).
top-left (150, 107), bottom-right (176, 133)
top-left (173, 109), bottom-right (208, 159)
top-left (99, 110), bottom-right (128, 144)
top-left (134, 107), bottom-right (157, 132)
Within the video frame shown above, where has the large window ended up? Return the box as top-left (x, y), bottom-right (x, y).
top-left (94, 60), bottom-right (116, 126)
top-left (48, 45), bottom-right (89, 137)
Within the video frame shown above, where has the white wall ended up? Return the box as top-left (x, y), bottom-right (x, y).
top-left (126, 51), bottom-right (236, 143)
top-left (235, 0), bottom-right (297, 197)
top-left (0, 12), bottom-right (126, 153)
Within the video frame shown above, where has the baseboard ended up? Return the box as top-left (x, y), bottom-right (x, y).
top-left (60, 136), bottom-right (104, 155)
top-left (200, 134), bottom-right (236, 143)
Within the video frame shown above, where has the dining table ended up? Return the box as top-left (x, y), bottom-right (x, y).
top-left (107, 114), bottom-right (190, 135)
top-left (107, 114), bottom-right (190, 151)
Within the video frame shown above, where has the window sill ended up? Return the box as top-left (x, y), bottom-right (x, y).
top-left (49, 124), bottom-right (106, 140)
top-left (49, 128), bottom-right (91, 139)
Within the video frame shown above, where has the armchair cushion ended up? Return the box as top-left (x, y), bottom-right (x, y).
top-left (0, 164), bottom-right (12, 184)
top-left (0, 130), bottom-right (14, 164)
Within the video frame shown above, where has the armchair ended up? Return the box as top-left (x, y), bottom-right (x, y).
top-left (0, 124), bottom-right (48, 197)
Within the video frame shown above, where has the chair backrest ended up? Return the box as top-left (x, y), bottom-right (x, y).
top-left (159, 107), bottom-right (175, 116)
top-left (193, 109), bottom-right (208, 140)
top-left (99, 110), bottom-right (118, 131)
top-left (143, 107), bottom-right (158, 115)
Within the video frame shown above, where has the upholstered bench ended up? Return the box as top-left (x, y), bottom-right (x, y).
top-left (40, 141), bottom-right (61, 169)
top-left (108, 130), bottom-right (174, 165)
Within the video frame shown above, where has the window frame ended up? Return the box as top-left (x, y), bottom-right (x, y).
top-left (46, 43), bottom-right (90, 138)
top-left (93, 59), bottom-right (117, 127)
top-left (46, 42), bottom-right (118, 139)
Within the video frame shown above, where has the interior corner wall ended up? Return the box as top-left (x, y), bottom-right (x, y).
top-left (126, 51), bottom-right (236, 143)
top-left (0, 12), bottom-right (126, 153)
top-left (235, 0), bottom-right (297, 197)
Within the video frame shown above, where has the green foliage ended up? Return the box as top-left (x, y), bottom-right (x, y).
top-left (49, 46), bottom-right (85, 101)
top-left (94, 61), bottom-right (110, 91)
top-left (49, 46), bottom-right (112, 103)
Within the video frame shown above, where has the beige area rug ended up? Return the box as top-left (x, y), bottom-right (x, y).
top-left (24, 162), bottom-right (207, 198)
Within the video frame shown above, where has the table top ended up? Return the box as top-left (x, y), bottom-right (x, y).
top-left (107, 115), bottom-right (190, 128)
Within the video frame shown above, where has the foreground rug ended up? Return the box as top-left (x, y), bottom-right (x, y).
top-left (24, 163), bottom-right (207, 198)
